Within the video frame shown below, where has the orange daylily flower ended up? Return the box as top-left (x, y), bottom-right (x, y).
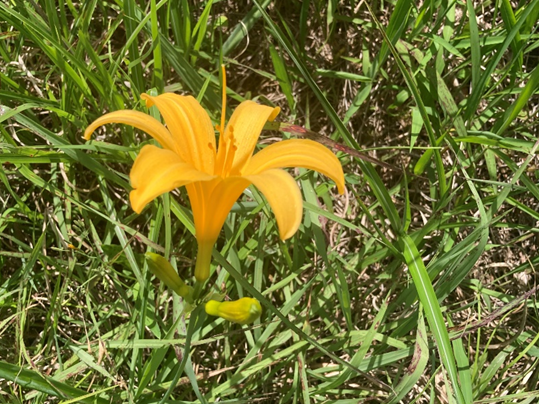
top-left (84, 69), bottom-right (345, 282)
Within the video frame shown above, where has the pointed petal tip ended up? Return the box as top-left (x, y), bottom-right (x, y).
top-left (337, 179), bottom-right (346, 195)
top-left (268, 106), bottom-right (280, 122)
top-left (246, 169), bottom-right (303, 242)
top-left (279, 225), bottom-right (299, 241)
top-left (129, 191), bottom-right (144, 214)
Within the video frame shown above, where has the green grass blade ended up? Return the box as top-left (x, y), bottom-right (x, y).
top-left (318, 290), bottom-right (390, 393)
top-left (387, 307), bottom-right (429, 404)
top-left (160, 36), bottom-right (221, 111)
top-left (151, 0), bottom-right (164, 93)
top-left (465, 0), bottom-right (481, 94)
top-left (211, 251), bottom-right (383, 386)
top-left (123, 0), bottom-right (145, 94)
top-left (436, 71), bottom-right (467, 138)
top-left (375, 0), bottom-right (413, 73)
top-left (364, 2), bottom-right (447, 198)
top-left (499, 0), bottom-right (524, 70)
top-left (463, 0), bottom-right (539, 123)
top-left (494, 62), bottom-right (539, 136)
top-left (269, 44), bottom-right (295, 111)
top-left (0, 360), bottom-right (111, 403)
top-left (222, 0), bottom-right (272, 56)
top-left (253, 0), bottom-right (358, 149)
top-left (451, 326), bottom-right (473, 403)
top-left (401, 235), bottom-right (465, 404)
top-left (13, 112), bottom-right (129, 189)
top-left (190, 0), bottom-right (214, 65)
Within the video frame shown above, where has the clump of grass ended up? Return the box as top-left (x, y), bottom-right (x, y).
top-left (1, 1), bottom-right (539, 403)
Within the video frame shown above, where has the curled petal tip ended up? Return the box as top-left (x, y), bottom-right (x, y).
top-left (83, 127), bottom-right (94, 141)
top-left (140, 93), bottom-right (154, 107)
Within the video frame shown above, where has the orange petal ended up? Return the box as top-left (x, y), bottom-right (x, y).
top-left (217, 101), bottom-right (280, 175)
top-left (186, 178), bottom-right (250, 282)
top-left (245, 139), bottom-right (345, 194)
top-left (130, 145), bottom-right (215, 213)
top-left (245, 169), bottom-right (303, 240)
top-left (141, 93), bottom-right (216, 173)
top-left (83, 110), bottom-right (177, 151)
top-left (187, 178), bottom-right (250, 245)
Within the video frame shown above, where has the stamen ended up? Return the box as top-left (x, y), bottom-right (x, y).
top-left (207, 142), bottom-right (216, 164)
top-left (223, 143), bottom-right (238, 176)
top-left (215, 65), bottom-right (230, 176)
top-left (222, 125), bottom-right (237, 176)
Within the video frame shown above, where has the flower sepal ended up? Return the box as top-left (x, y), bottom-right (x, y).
top-left (205, 297), bottom-right (262, 325)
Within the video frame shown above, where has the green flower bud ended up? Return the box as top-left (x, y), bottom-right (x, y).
top-left (145, 252), bottom-right (193, 302)
top-left (205, 297), bottom-right (262, 325)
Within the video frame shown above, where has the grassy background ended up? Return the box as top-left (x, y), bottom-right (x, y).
top-left (1, 0), bottom-right (539, 403)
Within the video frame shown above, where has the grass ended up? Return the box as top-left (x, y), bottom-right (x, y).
top-left (1, 0), bottom-right (539, 403)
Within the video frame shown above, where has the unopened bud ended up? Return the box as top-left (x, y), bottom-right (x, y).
top-left (205, 297), bottom-right (262, 325)
top-left (145, 253), bottom-right (193, 302)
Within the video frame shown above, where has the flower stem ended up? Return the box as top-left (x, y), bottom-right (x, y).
top-left (194, 240), bottom-right (213, 283)
top-left (193, 280), bottom-right (204, 301)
